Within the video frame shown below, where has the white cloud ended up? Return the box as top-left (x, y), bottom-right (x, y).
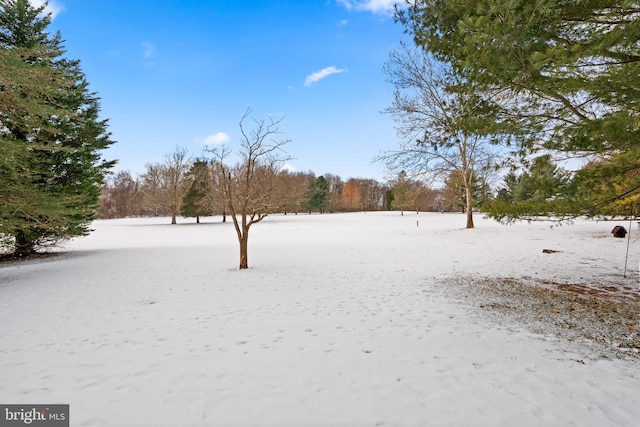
top-left (281, 163), bottom-right (296, 173)
top-left (198, 132), bottom-right (231, 146)
top-left (336, 0), bottom-right (354, 10)
top-left (337, 0), bottom-right (407, 15)
top-left (29, 0), bottom-right (63, 18)
top-left (304, 66), bottom-right (346, 87)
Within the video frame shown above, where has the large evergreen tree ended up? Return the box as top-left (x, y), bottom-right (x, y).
top-left (397, 0), bottom-right (640, 217)
top-left (0, 0), bottom-right (115, 256)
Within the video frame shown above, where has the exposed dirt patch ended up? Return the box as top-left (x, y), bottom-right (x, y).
top-left (443, 275), bottom-right (640, 361)
top-left (539, 279), bottom-right (640, 302)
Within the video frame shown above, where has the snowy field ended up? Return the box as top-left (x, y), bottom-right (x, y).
top-left (1, 212), bottom-right (639, 426)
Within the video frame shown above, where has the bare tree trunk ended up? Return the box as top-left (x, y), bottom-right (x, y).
top-left (239, 234), bottom-right (248, 269)
top-left (464, 176), bottom-right (474, 229)
top-left (196, 216), bottom-right (200, 224)
top-left (171, 213), bottom-right (177, 224)
top-left (14, 230), bottom-right (35, 257)
top-left (465, 205), bottom-right (474, 228)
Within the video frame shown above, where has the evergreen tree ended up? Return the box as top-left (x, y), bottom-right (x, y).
top-left (0, 0), bottom-right (115, 256)
top-left (442, 170), bottom-right (484, 214)
top-left (390, 171), bottom-right (414, 215)
top-left (385, 189), bottom-right (395, 211)
top-left (494, 172), bottom-right (519, 204)
top-left (513, 156), bottom-right (571, 204)
top-left (181, 160), bottom-right (213, 223)
top-left (442, 171), bottom-right (467, 213)
top-left (485, 155), bottom-right (574, 222)
top-left (304, 176), bottom-right (330, 213)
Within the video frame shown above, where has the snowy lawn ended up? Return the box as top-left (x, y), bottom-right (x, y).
top-left (1, 212), bottom-right (639, 426)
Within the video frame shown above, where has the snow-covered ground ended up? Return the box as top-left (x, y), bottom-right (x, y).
top-left (1, 212), bottom-right (639, 426)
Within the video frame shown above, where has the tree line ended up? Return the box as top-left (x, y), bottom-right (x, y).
top-left (98, 153), bottom-right (487, 221)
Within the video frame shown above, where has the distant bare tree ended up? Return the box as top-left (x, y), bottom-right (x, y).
top-left (356, 178), bottom-right (386, 211)
top-left (413, 184), bottom-right (443, 212)
top-left (163, 147), bottom-right (192, 224)
top-left (141, 147), bottom-right (192, 223)
top-left (140, 163), bottom-right (167, 216)
top-left (275, 170), bottom-right (311, 215)
top-left (340, 178), bottom-right (362, 211)
top-left (209, 109), bottom-right (291, 269)
top-left (98, 171), bottom-right (144, 218)
top-left (206, 160), bottom-right (227, 222)
top-left (323, 173), bottom-right (344, 213)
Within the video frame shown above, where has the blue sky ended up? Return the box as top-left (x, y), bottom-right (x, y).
top-left (42, 0), bottom-right (411, 181)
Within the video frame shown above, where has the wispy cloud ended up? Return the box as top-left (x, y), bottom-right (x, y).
top-left (141, 41), bottom-right (157, 66)
top-left (197, 132), bottom-right (231, 146)
top-left (141, 41), bottom-right (156, 59)
top-left (337, 0), bottom-right (405, 15)
top-left (304, 66), bottom-right (346, 87)
top-left (29, 0), bottom-right (63, 18)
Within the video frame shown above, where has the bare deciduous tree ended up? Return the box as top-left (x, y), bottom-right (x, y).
top-left (376, 43), bottom-right (504, 228)
top-left (274, 170), bottom-right (311, 215)
top-left (98, 171), bottom-right (143, 218)
top-left (209, 109), bottom-right (291, 269)
top-left (141, 147), bottom-right (192, 224)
